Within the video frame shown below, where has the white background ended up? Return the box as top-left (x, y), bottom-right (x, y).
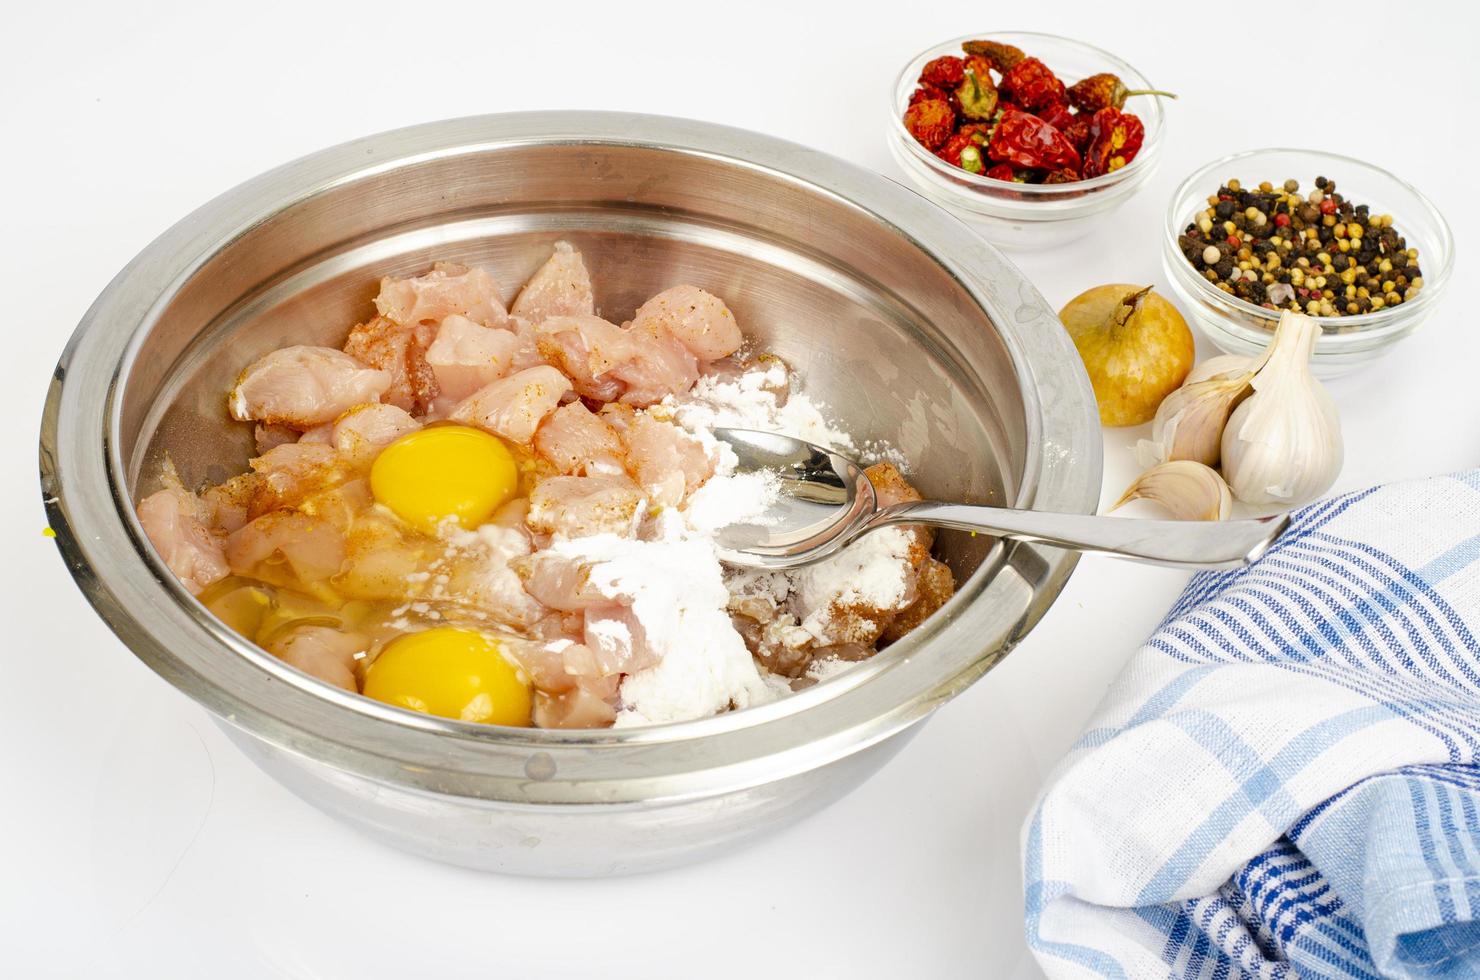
top-left (3, 2), bottom-right (1475, 977)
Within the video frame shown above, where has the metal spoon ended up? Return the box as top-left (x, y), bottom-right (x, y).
top-left (712, 428), bottom-right (1289, 571)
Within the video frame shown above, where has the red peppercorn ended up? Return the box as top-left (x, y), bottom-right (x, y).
top-left (920, 55), bottom-right (966, 88)
top-left (1319, 197), bottom-right (1337, 215)
top-left (1227, 234), bottom-right (1241, 247)
top-left (1274, 212), bottom-right (1291, 227)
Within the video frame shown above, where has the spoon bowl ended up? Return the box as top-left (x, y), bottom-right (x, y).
top-left (713, 428), bottom-right (1289, 571)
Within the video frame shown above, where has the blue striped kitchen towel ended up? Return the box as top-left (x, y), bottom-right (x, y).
top-left (1024, 472), bottom-right (1480, 979)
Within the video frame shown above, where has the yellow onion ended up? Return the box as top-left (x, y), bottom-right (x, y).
top-left (1059, 284), bottom-right (1196, 427)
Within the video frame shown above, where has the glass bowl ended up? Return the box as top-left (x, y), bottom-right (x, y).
top-left (1163, 148), bottom-right (1454, 378)
top-left (887, 31), bottom-right (1168, 250)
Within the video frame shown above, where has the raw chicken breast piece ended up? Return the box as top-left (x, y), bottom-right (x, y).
top-left (444, 522), bottom-right (548, 630)
top-left (534, 684), bottom-right (618, 729)
top-left (247, 443), bottom-right (352, 515)
top-left (374, 262), bottom-right (507, 328)
top-left (267, 624), bottom-right (364, 692)
top-left (581, 604), bottom-right (660, 675)
top-left (449, 365), bottom-right (573, 444)
top-left (629, 285), bottom-right (743, 361)
top-left (535, 315), bottom-right (633, 402)
top-left (343, 316), bottom-right (439, 415)
top-left (331, 404), bottom-right (420, 465)
top-left (253, 423), bottom-right (298, 455)
top-left (225, 510), bottom-right (347, 587)
top-left (609, 327), bottom-right (700, 407)
top-left (536, 314), bottom-right (701, 407)
top-left (229, 346), bottom-right (392, 428)
top-left (423, 314), bottom-right (522, 401)
top-left (510, 242), bottom-right (594, 324)
top-left (622, 414), bottom-right (714, 508)
top-left (515, 551), bottom-right (613, 611)
top-left (136, 482), bottom-right (230, 595)
top-left (534, 402), bottom-right (626, 476)
top-left (527, 474), bottom-right (646, 539)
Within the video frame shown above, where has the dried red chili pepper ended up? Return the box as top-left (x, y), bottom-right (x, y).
top-left (903, 99), bottom-right (956, 150)
top-left (1066, 72), bottom-right (1176, 112)
top-left (961, 39), bottom-right (1026, 72)
top-left (963, 54), bottom-right (995, 82)
top-left (998, 57), bottom-right (1067, 112)
top-left (1082, 107), bottom-right (1145, 177)
top-left (987, 107), bottom-right (1080, 171)
top-left (1043, 167), bottom-right (1082, 184)
top-left (958, 122), bottom-right (993, 145)
top-left (909, 84), bottom-right (949, 107)
top-left (919, 55), bottom-right (965, 88)
top-left (936, 131), bottom-right (976, 166)
top-left (956, 69), bottom-right (998, 121)
top-left (1061, 116), bottom-right (1093, 153)
top-left (1036, 101), bottom-right (1076, 132)
top-left (983, 163), bottom-right (1019, 182)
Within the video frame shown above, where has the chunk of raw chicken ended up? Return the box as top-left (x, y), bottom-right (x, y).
top-left (535, 315), bottom-right (631, 402)
top-left (136, 481), bottom-right (230, 595)
top-left (331, 404), bottom-right (419, 465)
top-left (266, 624), bottom-right (364, 692)
top-left (515, 551), bottom-right (611, 611)
top-left (865, 461), bottom-right (934, 563)
top-left (608, 326), bottom-right (699, 407)
top-left (533, 684), bottom-right (618, 729)
top-left (579, 604), bottom-right (660, 675)
top-left (881, 557), bottom-right (956, 644)
top-left (229, 346), bottom-right (392, 428)
top-left (509, 242), bottom-right (594, 324)
top-left (253, 423), bottom-right (298, 455)
top-left (343, 316), bottom-right (439, 415)
top-left (621, 413), bottom-right (714, 508)
top-left (449, 365), bottom-right (572, 444)
top-left (442, 514), bottom-right (548, 630)
top-left (629, 285), bottom-right (744, 361)
top-left (423, 314), bottom-right (522, 402)
top-left (536, 314), bottom-right (700, 407)
top-left (533, 402), bottom-right (626, 476)
top-left (374, 262), bottom-right (507, 328)
top-left (527, 474), bottom-right (646, 538)
top-left (225, 510), bottom-right (346, 589)
top-left (247, 443), bottom-right (353, 515)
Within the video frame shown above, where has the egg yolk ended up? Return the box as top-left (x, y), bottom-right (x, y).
top-left (363, 627), bottom-right (532, 726)
top-left (369, 425), bottom-right (517, 533)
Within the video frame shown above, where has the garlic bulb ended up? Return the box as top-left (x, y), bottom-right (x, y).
top-left (1135, 366), bottom-right (1259, 469)
top-left (1114, 460), bottom-right (1232, 521)
top-left (1221, 312), bottom-right (1342, 505)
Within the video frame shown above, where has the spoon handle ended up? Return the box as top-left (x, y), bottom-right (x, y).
top-left (867, 502), bottom-right (1289, 570)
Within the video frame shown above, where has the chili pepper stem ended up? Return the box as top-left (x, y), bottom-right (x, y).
top-left (1125, 89), bottom-right (1177, 100)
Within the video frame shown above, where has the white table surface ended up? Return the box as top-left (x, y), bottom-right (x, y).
top-left (4, 2), bottom-right (1475, 976)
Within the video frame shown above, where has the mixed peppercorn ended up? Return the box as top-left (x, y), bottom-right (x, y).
top-left (1177, 178), bottom-right (1423, 318)
top-left (903, 39), bottom-right (1171, 184)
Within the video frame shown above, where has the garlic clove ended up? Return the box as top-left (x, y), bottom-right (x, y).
top-left (1113, 460), bottom-right (1232, 521)
top-left (1220, 311), bottom-right (1343, 505)
top-left (1134, 370), bottom-right (1257, 469)
top-left (1185, 353), bottom-right (1257, 386)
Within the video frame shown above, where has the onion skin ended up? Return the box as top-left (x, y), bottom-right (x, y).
top-left (1059, 284), bottom-right (1195, 427)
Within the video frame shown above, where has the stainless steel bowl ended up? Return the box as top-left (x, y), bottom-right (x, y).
top-left (40, 112), bottom-right (1100, 876)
